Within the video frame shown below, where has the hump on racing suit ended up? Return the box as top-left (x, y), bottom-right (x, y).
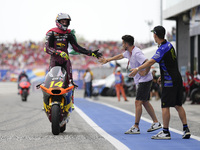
top-left (18, 72), bottom-right (30, 83)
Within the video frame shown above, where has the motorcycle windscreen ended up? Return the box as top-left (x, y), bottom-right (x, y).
top-left (44, 66), bottom-right (67, 88)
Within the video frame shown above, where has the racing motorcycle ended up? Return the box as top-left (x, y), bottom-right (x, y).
top-left (18, 77), bottom-right (31, 101)
top-left (38, 66), bottom-right (75, 135)
top-left (190, 78), bottom-right (200, 104)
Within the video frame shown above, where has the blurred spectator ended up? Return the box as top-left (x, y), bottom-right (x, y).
top-left (83, 68), bottom-right (93, 97)
top-left (167, 32), bottom-right (172, 41)
top-left (150, 70), bottom-right (160, 100)
top-left (113, 66), bottom-right (128, 102)
top-left (185, 70), bottom-right (194, 97)
top-left (193, 70), bottom-right (200, 80)
top-left (0, 40), bottom-right (152, 71)
top-left (172, 27), bottom-right (176, 41)
top-left (0, 41), bottom-right (49, 70)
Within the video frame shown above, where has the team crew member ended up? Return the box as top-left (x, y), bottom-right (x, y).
top-left (129, 26), bottom-right (191, 139)
top-left (83, 68), bottom-right (93, 97)
top-left (113, 66), bottom-right (128, 102)
top-left (99, 35), bottom-right (161, 134)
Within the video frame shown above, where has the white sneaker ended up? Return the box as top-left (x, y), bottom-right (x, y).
top-left (124, 126), bottom-right (140, 134)
top-left (147, 122), bottom-right (162, 132)
top-left (182, 128), bottom-right (191, 139)
top-left (151, 131), bottom-right (171, 140)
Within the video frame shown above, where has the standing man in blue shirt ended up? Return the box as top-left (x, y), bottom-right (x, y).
top-left (129, 26), bottom-right (191, 140)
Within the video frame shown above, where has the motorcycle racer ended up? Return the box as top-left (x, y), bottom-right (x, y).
top-left (17, 71), bottom-right (30, 94)
top-left (18, 71), bottom-right (30, 82)
top-left (45, 13), bottom-right (102, 87)
top-left (44, 13), bottom-right (102, 109)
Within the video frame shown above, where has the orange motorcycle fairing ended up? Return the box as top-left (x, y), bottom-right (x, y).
top-left (40, 85), bottom-right (74, 95)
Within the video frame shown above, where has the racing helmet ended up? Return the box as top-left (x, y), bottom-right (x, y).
top-left (56, 13), bottom-right (71, 31)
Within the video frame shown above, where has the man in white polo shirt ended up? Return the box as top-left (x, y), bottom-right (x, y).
top-left (99, 35), bottom-right (161, 134)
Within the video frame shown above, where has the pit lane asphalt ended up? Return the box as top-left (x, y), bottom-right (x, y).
top-left (85, 91), bottom-right (200, 137)
top-left (0, 82), bottom-right (116, 150)
top-left (0, 82), bottom-right (200, 150)
top-left (86, 91), bottom-right (200, 138)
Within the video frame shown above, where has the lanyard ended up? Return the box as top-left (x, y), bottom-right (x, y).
top-left (126, 46), bottom-right (134, 72)
top-left (126, 55), bottom-right (131, 71)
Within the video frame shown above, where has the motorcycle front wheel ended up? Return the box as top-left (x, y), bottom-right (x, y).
top-left (51, 105), bottom-right (60, 135)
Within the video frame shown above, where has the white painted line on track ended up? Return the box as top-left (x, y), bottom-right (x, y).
top-left (86, 98), bottom-right (200, 141)
top-left (75, 105), bottom-right (130, 150)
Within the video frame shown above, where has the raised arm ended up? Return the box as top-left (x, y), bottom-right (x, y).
top-left (99, 53), bottom-right (124, 64)
top-left (68, 34), bottom-right (102, 58)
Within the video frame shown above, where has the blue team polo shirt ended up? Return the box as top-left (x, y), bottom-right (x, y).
top-left (152, 40), bottom-right (182, 87)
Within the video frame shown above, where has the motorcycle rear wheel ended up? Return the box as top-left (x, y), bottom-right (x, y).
top-left (51, 105), bottom-right (60, 135)
top-left (22, 89), bottom-right (28, 101)
top-left (22, 97), bottom-right (27, 101)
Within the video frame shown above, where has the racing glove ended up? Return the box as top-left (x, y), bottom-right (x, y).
top-left (90, 49), bottom-right (102, 59)
top-left (55, 50), bottom-right (69, 60)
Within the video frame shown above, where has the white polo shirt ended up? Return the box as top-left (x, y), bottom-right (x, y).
top-left (123, 46), bottom-right (153, 85)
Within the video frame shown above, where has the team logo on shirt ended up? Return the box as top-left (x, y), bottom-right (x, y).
top-left (56, 43), bottom-right (66, 48)
top-left (154, 51), bottom-right (160, 59)
top-left (170, 48), bottom-right (176, 60)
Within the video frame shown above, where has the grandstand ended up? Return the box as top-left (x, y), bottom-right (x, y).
top-left (0, 39), bottom-right (164, 83)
